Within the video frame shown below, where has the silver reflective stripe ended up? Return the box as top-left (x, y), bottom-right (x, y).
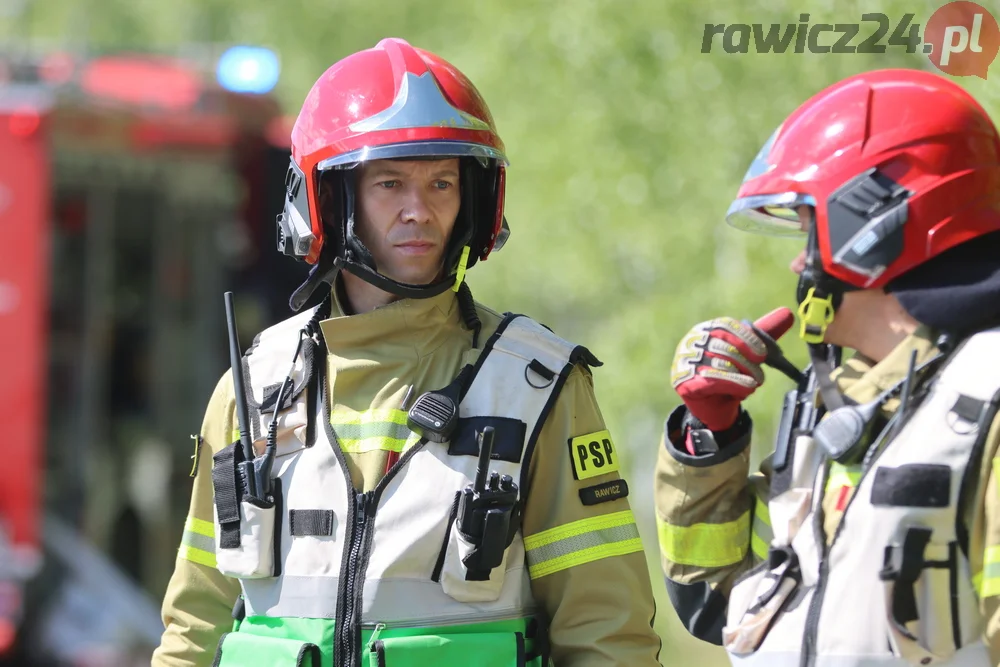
top-left (334, 421), bottom-right (411, 441)
top-left (181, 530), bottom-right (215, 554)
top-left (242, 575), bottom-right (339, 618)
top-left (525, 523), bottom-right (639, 569)
top-left (751, 498), bottom-right (773, 561)
top-left (242, 571), bottom-right (534, 626)
top-left (729, 642), bottom-right (991, 666)
top-left (348, 71), bottom-right (492, 134)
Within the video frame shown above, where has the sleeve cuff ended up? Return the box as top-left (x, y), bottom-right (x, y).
top-left (663, 405), bottom-right (752, 468)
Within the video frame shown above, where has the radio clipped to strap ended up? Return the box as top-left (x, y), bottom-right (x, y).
top-left (211, 292), bottom-right (321, 579)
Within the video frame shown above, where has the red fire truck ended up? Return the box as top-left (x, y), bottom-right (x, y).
top-left (0, 47), bottom-right (304, 665)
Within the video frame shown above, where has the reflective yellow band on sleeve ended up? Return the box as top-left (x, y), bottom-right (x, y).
top-left (185, 516), bottom-right (215, 539)
top-left (523, 510), bottom-right (643, 579)
top-left (974, 545), bottom-right (1000, 598)
top-left (751, 496), bottom-right (772, 561)
top-left (331, 408), bottom-right (420, 453)
top-left (657, 509), bottom-right (750, 568)
top-left (178, 544), bottom-right (217, 568)
top-left (178, 516), bottom-right (217, 568)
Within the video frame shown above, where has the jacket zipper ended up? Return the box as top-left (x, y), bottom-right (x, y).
top-left (335, 489), bottom-right (374, 667)
top-left (800, 409), bottom-right (912, 667)
top-left (326, 362), bottom-right (430, 667)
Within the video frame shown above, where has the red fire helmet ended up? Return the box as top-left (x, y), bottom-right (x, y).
top-left (277, 38), bottom-right (509, 308)
top-left (728, 68), bottom-right (1000, 289)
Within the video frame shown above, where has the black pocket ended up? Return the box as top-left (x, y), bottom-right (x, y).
top-left (871, 464), bottom-right (950, 507)
top-left (448, 417), bottom-right (526, 463)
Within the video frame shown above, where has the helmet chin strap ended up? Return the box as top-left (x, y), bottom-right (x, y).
top-left (334, 256), bottom-right (455, 300)
top-left (287, 248), bottom-right (467, 313)
top-left (795, 241), bottom-right (851, 412)
top-left (807, 342), bottom-right (849, 412)
top-left (796, 224), bottom-right (841, 344)
top-left (288, 249), bottom-right (340, 313)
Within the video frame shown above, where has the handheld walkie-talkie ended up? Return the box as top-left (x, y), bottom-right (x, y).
top-left (225, 292), bottom-right (259, 501)
top-left (457, 427), bottom-right (521, 578)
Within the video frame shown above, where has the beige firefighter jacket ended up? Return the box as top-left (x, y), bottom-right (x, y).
top-left (154, 284), bottom-right (661, 667)
top-left (656, 325), bottom-right (1000, 665)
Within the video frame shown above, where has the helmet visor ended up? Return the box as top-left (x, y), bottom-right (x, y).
top-left (317, 140), bottom-right (508, 171)
top-left (726, 192), bottom-right (814, 237)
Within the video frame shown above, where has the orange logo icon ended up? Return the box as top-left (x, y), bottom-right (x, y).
top-left (925, 1), bottom-right (1000, 79)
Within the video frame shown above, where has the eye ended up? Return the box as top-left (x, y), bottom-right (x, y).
top-left (434, 180), bottom-right (455, 190)
top-left (377, 180), bottom-right (399, 189)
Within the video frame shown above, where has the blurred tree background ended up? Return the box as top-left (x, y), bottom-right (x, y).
top-left (4, 0), bottom-right (998, 663)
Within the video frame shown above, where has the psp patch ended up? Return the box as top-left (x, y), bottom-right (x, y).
top-left (568, 429), bottom-right (619, 480)
top-left (579, 479), bottom-right (629, 506)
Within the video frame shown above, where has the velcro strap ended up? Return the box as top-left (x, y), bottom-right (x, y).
top-left (212, 443), bottom-right (244, 549)
top-left (527, 359), bottom-right (555, 381)
top-left (289, 509), bottom-right (335, 537)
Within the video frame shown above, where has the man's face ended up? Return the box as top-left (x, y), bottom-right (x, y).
top-left (352, 158), bottom-right (461, 286)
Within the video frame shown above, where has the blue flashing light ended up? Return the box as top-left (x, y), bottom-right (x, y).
top-left (216, 46), bottom-right (280, 94)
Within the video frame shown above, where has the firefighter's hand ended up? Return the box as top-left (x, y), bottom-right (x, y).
top-left (671, 308), bottom-right (794, 432)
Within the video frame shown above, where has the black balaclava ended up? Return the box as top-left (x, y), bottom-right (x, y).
top-left (886, 229), bottom-right (1000, 335)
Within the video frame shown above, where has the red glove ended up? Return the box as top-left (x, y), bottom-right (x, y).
top-left (671, 307), bottom-right (795, 433)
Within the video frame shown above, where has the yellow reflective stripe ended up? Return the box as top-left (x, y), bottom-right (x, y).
top-left (331, 409), bottom-right (418, 453)
top-left (337, 432), bottom-right (420, 454)
top-left (525, 510), bottom-right (635, 548)
top-left (751, 497), bottom-right (772, 561)
top-left (524, 510), bottom-right (643, 579)
top-left (179, 515), bottom-right (216, 569)
top-left (527, 538), bottom-right (644, 579)
top-left (185, 516), bottom-right (215, 539)
top-left (975, 546), bottom-right (1000, 597)
top-left (178, 544), bottom-right (217, 568)
top-left (332, 408), bottom-right (409, 427)
top-left (656, 510), bottom-right (749, 568)
top-left (179, 516), bottom-right (217, 567)
top-left (824, 462), bottom-right (862, 494)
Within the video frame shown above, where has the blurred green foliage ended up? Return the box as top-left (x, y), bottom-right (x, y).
top-left (6, 0), bottom-right (999, 663)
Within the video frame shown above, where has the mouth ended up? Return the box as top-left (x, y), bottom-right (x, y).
top-left (394, 240), bottom-right (436, 255)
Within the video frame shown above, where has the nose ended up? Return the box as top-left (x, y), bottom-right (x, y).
top-left (400, 186), bottom-right (432, 224)
top-left (790, 249), bottom-right (807, 275)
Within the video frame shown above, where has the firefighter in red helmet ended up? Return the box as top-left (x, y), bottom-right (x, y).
top-left (656, 68), bottom-right (1000, 666)
top-left (154, 38), bottom-right (661, 667)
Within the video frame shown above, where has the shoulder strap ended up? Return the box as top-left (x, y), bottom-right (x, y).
top-left (936, 327), bottom-right (1000, 403)
top-left (458, 313), bottom-right (601, 496)
top-left (240, 296), bottom-right (330, 441)
top-left (936, 327), bottom-right (1000, 561)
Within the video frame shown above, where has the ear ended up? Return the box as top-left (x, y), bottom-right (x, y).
top-left (318, 174), bottom-right (340, 226)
